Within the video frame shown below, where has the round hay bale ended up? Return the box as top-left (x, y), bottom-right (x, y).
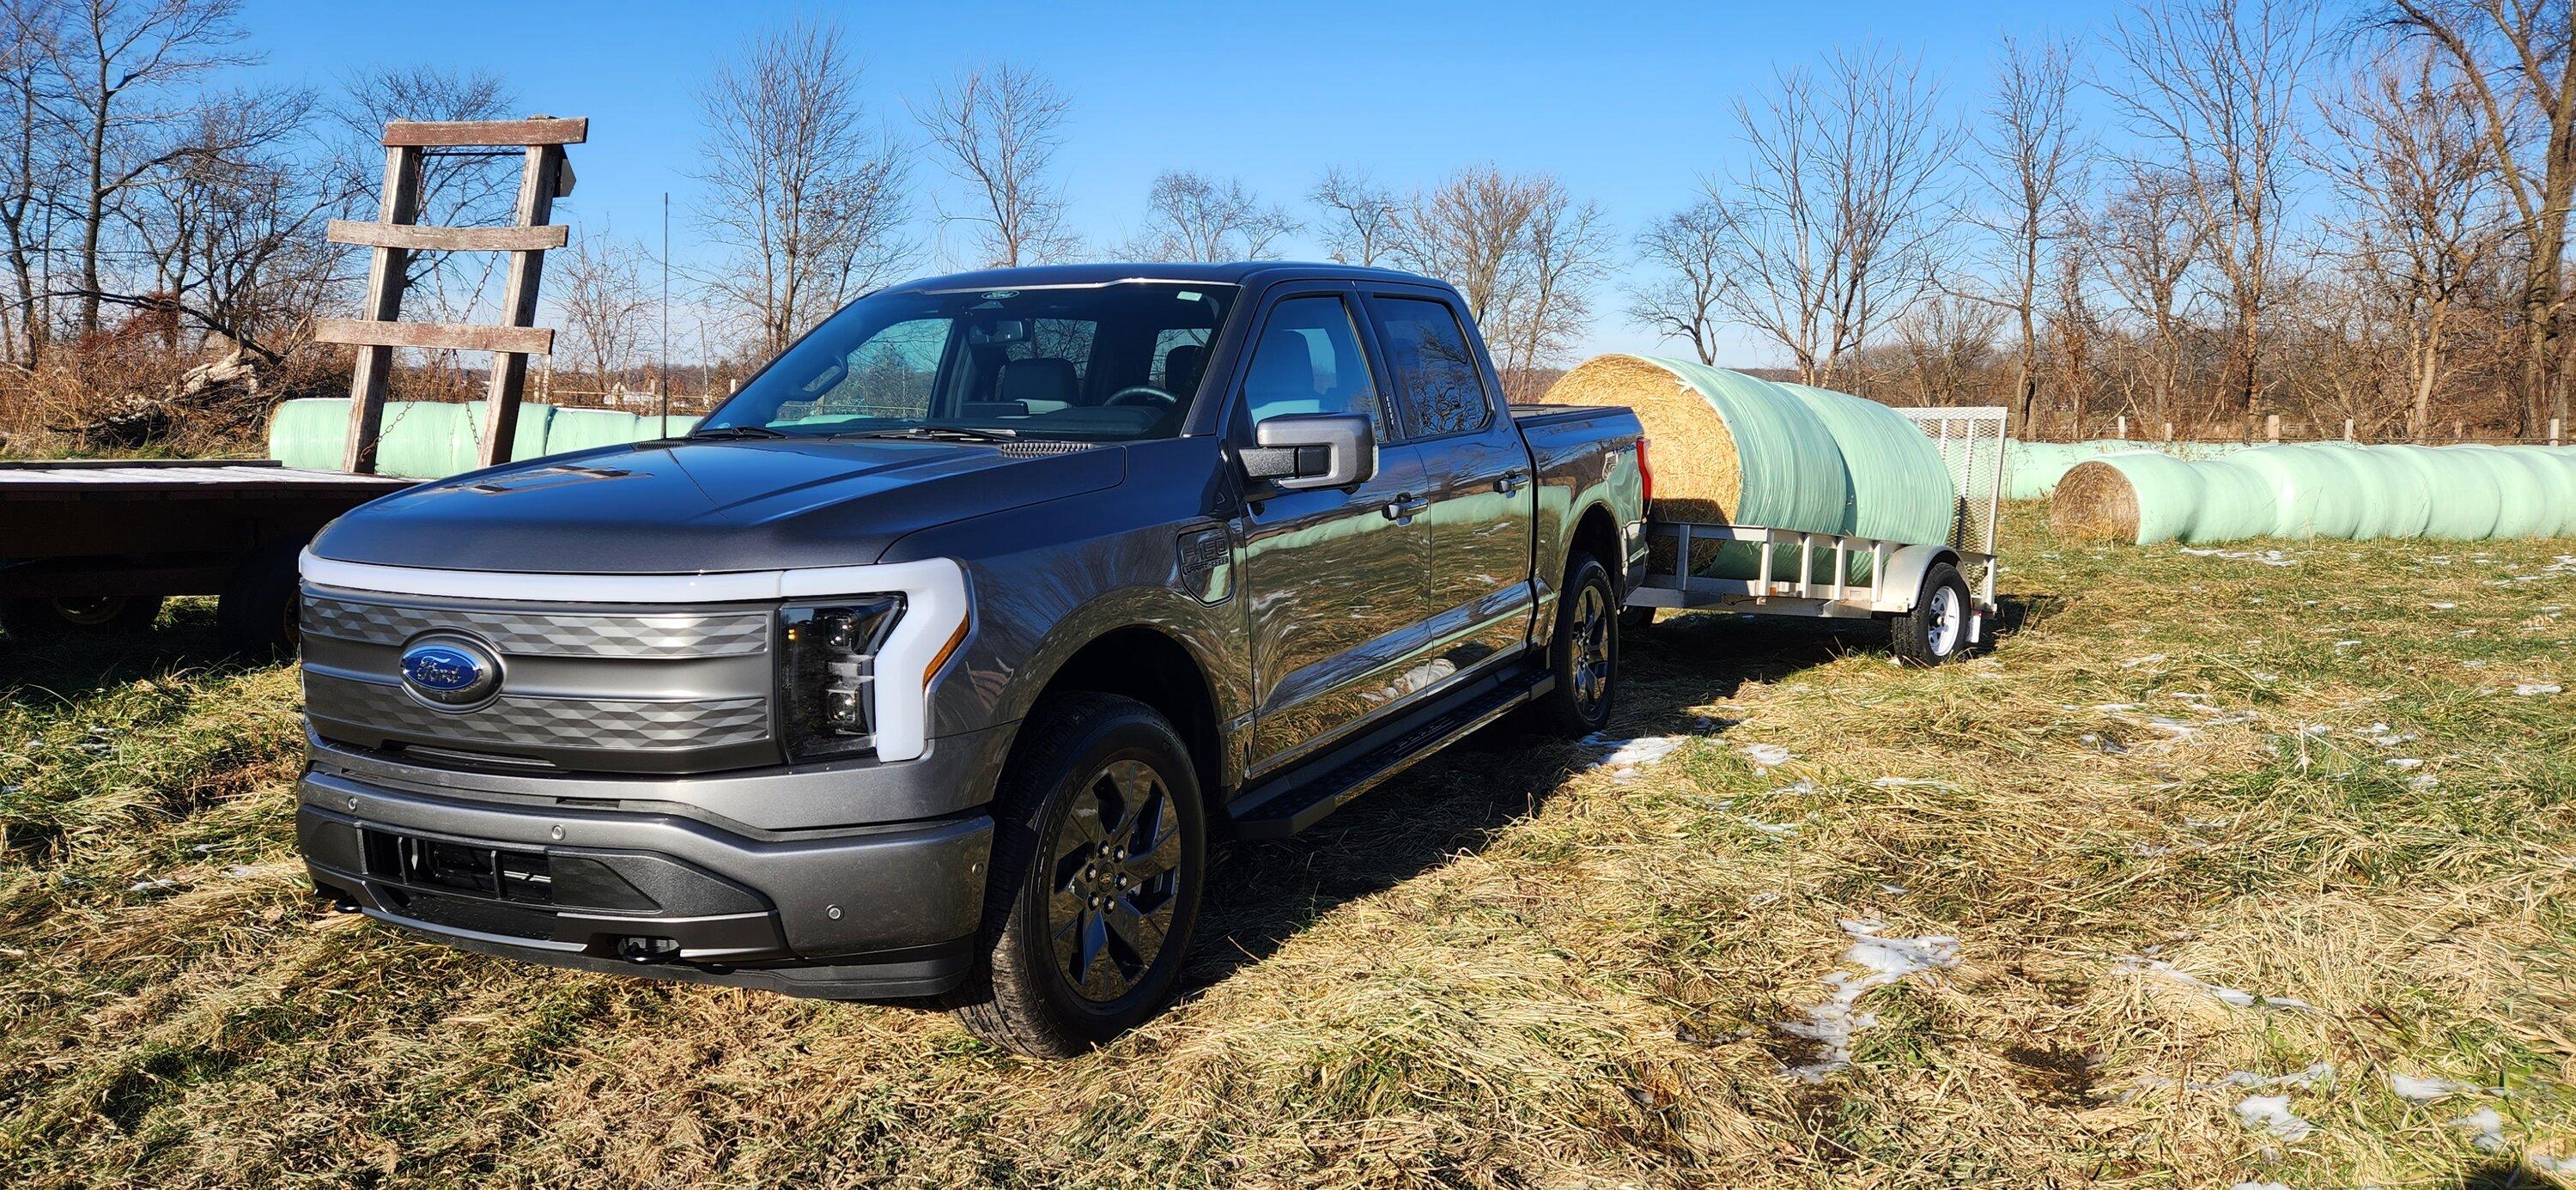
top-left (2450, 445), bottom-right (2548, 538)
top-left (2049, 458), bottom-right (2148, 543)
top-left (2049, 452), bottom-right (2215, 544)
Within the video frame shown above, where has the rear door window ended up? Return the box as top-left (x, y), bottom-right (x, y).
top-left (1372, 297), bottom-right (1492, 440)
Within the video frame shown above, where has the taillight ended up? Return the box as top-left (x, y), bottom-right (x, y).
top-left (1636, 438), bottom-right (1654, 504)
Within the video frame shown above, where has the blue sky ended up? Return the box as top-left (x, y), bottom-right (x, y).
top-left (249, 0), bottom-right (2132, 364)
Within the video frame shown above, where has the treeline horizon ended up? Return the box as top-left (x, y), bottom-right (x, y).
top-left (1, 0), bottom-right (2571, 457)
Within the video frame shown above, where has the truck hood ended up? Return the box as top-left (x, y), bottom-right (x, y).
top-left (309, 438), bottom-right (1127, 574)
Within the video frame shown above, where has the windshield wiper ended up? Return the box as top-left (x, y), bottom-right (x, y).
top-left (685, 424), bottom-right (789, 440)
top-left (828, 426), bottom-right (1021, 443)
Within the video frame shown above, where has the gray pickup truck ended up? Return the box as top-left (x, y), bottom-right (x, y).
top-left (294, 262), bottom-right (1647, 1054)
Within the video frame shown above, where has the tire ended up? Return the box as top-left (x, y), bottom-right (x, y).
top-left (1890, 561), bottom-right (1971, 667)
top-left (1619, 605), bottom-right (1655, 634)
top-left (217, 541), bottom-right (304, 658)
top-left (1528, 551), bottom-right (1619, 737)
top-left (949, 692), bottom-right (1206, 1057)
top-left (0, 594), bottom-right (164, 640)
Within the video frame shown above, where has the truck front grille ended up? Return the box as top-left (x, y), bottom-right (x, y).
top-left (305, 671), bottom-right (769, 752)
top-left (300, 586), bottom-right (776, 773)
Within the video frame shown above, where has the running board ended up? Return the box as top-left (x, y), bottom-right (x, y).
top-left (1225, 671), bottom-right (1549, 840)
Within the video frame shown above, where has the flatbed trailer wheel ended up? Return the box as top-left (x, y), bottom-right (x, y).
top-left (0, 594), bottom-right (165, 640)
top-left (1889, 561), bottom-right (1971, 667)
top-left (217, 541), bottom-right (304, 657)
top-left (1619, 605), bottom-right (1655, 634)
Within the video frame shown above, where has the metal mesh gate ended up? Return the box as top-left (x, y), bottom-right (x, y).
top-left (1895, 406), bottom-right (2009, 608)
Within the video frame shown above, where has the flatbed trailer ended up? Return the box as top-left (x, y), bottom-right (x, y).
top-left (0, 458), bottom-right (410, 650)
top-left (1619, 406), bottom-right (2009, 665)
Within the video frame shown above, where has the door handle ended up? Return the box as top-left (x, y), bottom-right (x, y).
top-left (1382, 494), bottom-right (1431, 521)
top-left (1495, 470), bottom-right (1528, 495)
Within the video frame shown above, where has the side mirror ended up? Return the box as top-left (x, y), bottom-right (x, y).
top-left (1241, 414), bottom-right (1375, 490)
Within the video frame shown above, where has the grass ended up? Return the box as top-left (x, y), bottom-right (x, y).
top-left (1, 503), bottom-right (2571, 1187)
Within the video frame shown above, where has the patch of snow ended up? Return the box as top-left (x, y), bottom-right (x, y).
top-left (2514, 683), bottom-right (2563, 696)
top-left (1585, 733), bottom-right (1686, 769)
top-left (2449, 1106), bottom-right (2507, 1153)
top-left (1741, 743), bottom-right (1794, 769)
top-left (128, 877), bottom-right (179, 894)
top-left (2121, 654), bottom-right (2168, 669)
top-left (2231, 1182), bottom-right (2294, 1190)
top-left (1870, 776), bottom-right (1952, 788)
top-left (1777, 918), bottom-right (1960, 1082)
top-left (2431, 602), bottom-right (2458, 610)
top-left (2237, 1094), bottom-right (2315, 1141)
top-left (2112, 956), bottom-right (2318, 1012)
top-left (2390, 1072), bottom-right (2465, 1103)
top-left (2386, 758), bottom-right (2424, 770)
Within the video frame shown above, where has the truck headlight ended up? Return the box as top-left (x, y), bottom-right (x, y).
top-left (778, 598), bottom-right (902, 760)
top-left (769, 556), bottom-right (973, 765)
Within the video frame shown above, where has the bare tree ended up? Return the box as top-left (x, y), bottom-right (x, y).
top-left (554, 227), bottom-right (653, 390)
top-left (115, 84), bottom-right (336, 363)
top-left (696, 19), bottom-right (914, 355)
top-left (0, 0), bottom-right (58, 364)
top-left (1868, 291), bottom-right (2006, 406)
top-left (2106, 0), bottom-right (2323, 421)
top-left (912, 62), bottom-right (1075, 268)
top-left (2313, 46), bottom-right (2510, 434)
top-left (39, 0), bottom-right (253, 337)
top-left (1388, 166), bottom-right (1612, 394)
top-left (1309, 166), bottom-right (1399, 266)
top-left (1975, 33), bottom-right (2090, 433)
top-left (331, 66), bottom-right (517, 294)
top-left (1703, 46), bottom-right (1965, 388)
top-left (1627, 200), bottom-right (1728, 363)
top-left (2389, 0), bottom-right (2576, 434)
top-left (2091, 166), bottom-right (2208, 428)
top-left (1125, 170), bottom-right (1296, 262)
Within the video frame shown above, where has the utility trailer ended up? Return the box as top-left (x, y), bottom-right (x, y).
top-left (1621, 406), bottom-right (2009, 665)
top-left (0, 459), bottom-right (410, 650)
top-left (0, 117), bottom-right (579, 655)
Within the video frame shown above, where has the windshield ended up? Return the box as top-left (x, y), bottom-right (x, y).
top-left (698, 282), bottom-right (1238, 443)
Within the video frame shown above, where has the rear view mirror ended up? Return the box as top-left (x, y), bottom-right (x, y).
top-left (967, 319), bottom-right (1030, 346)
top-left (1241, 414), bottom-right (1374, 490)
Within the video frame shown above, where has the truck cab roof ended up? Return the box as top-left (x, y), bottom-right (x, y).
top-left (880, 261), bottom-right (1454, 295)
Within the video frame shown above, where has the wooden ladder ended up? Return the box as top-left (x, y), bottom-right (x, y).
top-left (316, 116), bottom-right (588, 474)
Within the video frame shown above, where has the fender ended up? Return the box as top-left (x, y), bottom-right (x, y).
top-left (1875, 543), bottom-right (1961, 610)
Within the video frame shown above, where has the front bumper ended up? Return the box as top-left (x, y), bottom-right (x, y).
top-left (298, 762), bottom-right (996, 1000)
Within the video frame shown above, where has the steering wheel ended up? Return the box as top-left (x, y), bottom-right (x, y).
top-left (1104, 385), bottom-right (1178, 409)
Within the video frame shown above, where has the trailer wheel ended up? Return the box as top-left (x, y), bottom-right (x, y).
top-left (1890, 562), bottom-right (1971, 667)
top-left (0, 595), bottom-right (164, 640)
top-left (1619, 605), bottom-right (1655, 634)
top-left (217, 541), bottom-right (303, 657)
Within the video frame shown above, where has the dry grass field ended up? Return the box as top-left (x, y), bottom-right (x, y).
top-left (2, 502), bottom-right (2571, 1188)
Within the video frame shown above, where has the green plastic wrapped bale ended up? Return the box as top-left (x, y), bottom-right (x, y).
top-left (2311, 443), bottom-right (2401, 540)
top-left (2384, 445), bottom-right (2501, 541)
top-left (1546, 355), bottom-right (1961, 582)
top-left (2450, 446), bottom-right (2546, 539)
top-left (2524, 446), bottom-right (2576, 537)
top-left (544, 407), bottom-right (648, 455)
top-left (265, 397), bottom-right (353, 471)
top-left (1777, 380), bottom-right (1958, 579)
top-left (1547, 355), bottom-right (1856, 580)
top-left (2231, 445), bottom-right (2362, 539)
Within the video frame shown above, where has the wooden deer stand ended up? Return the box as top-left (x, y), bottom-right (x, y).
top-left (315, 116), bottom-right (586, 474)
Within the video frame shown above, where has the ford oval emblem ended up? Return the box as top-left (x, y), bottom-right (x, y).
top-left (399, 636), bottom-right (501, 708)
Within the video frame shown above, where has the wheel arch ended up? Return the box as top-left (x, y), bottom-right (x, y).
top-left (1016, 623), bottom-right (1228, 809)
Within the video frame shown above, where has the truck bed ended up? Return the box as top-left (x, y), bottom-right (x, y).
top-left (0, 458), bottom-right (409, 597)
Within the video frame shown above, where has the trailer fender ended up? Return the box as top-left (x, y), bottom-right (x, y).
top-left (1874, 543), bottom-right (1959, 613)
